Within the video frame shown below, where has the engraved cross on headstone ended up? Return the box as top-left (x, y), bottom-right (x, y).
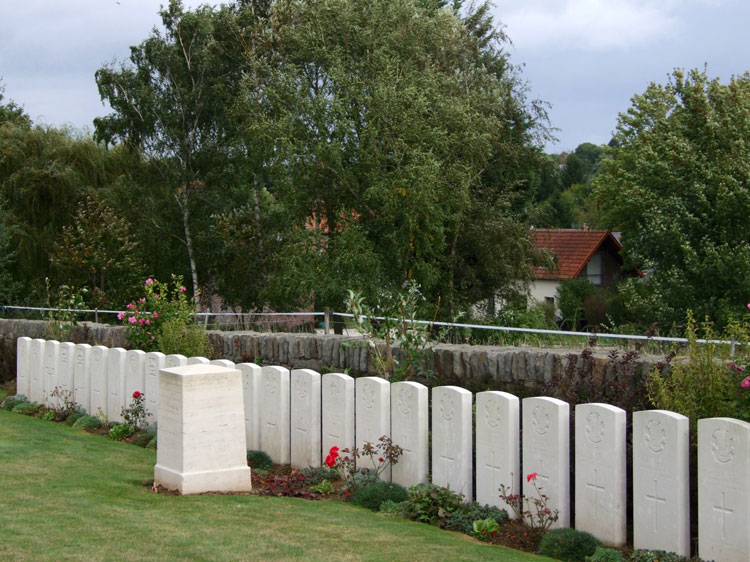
top-left (586, 468), bottom-right (605, 517)
top-left (712, 491), bottom-right (734, 539)
top-left (440, 452), bottom-right (455, 477)
top-left (645, 478), bottom-right (666, 532)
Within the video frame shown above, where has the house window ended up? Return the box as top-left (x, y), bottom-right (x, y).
top-left (587, 252), bottom-right (602, 285)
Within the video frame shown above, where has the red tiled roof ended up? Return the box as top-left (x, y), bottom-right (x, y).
top-left (532, 229), bottom-right (621, 280)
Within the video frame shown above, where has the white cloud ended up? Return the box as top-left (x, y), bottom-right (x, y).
top-left (498, 0), bottom-right (717, 52)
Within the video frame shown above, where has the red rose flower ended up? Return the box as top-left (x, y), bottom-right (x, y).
top-left (132, 391), bottom-right (142, 399)
top-left (526, 472), bottom-right (538, 482)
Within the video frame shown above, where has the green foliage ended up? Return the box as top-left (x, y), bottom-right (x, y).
top-left (628, 550), bottom-right (693, 562)
top-left (72, 415), bottom-right (101, 430)
top-left (378, 500), bottom-right (410, 519)
top-left (351, 480), bottom-right (409, 511)
top-left (346, 283), bottom-right (445, 381)
top-left (445, 503), bottom-right (508, 535)
top-left (594, 68), bottom-right (750, 330)
top-left (471, 518), bottom-right (500, 541)
top-left (2, 396), bottom-right (26, 411)
top-left (146, 436), bottom-right (157, 449)
top-left (130, 430), bottom-right (156, 448)
top-left (586, 547), bottom-right (623, 562)
top-left (120, 275), bottom-right (207, 354)
top-left (108, 423), bottom-right (135, 441)
top-left (65, 411), bottom-right (86, 426)
top-left (121, 391), bottom-right (148, 431)
top-left (308, 480), bottom-right (334, 495)
top-left (12, 401), bottom-right (40, 415)
top-left (41, 410), bottom-right (56, 421)
top-left (557, 279), bottom-right (597, 328)
top-left (537, 528), bottom-right (602, 562)
top-left (44, 279), bottom-right (88, 341)
top-left (246, 450), bottom-right (274, 470)
top-left (301, 466), bottom-right (340, 485)
top-left (403, 483), bottom-right (465, 526)
top-left (646, 311), bottom-right (749, 433)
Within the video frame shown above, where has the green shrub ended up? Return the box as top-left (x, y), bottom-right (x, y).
top-left (309, 480), bottom-right (334, 495)
top-left (586, 547), bottom-right (624, 562)
top-left (3, 399), bottom-right (25, 411)
top-left (72, 415), bottom-right (101, 430)
top-left (146, 436), bottom-right (157, 449)
top-left (65, 411), bottom-right (86, 426)
top-left (41, 410), bottom-right (56, 421)
top-left (131, 430), bottom-right (156, 447)
top-left (108, 423), bottom-right (135, 441)
top-left (558, 278), bottom-right (597, 328)
top-left (403, 483), bottom-right (465, 526)
top-left (301, 466), bottom-right (340, 485)
top-left (156, 317), bottom-right (212, 358)
top-left (445, 502), bottom-right (508, 534)
top-left (537, 528), bottom-right (602, 562)
top-left (378, 500), bottom-right (409, 519)
top-left (246, 450), bottom-right (273, 470)
top-left (628, 551), bottom-right (692, 562)
top-left (12, 402), bottom-right (40, 415)
top-left (351, 480), bottom-right (408, 511)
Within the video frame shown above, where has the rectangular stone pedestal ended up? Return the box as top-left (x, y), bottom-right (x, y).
top-left (154, 364), bottom-right (252, 495)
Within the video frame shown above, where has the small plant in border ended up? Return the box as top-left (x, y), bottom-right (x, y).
top-left (472, 518), bottom-right (500, 541)
top-left (122, 390), bottom-right (148, 430)
top-left (325, 435), bottom-right (403, 495)
top-left (498, 472), bottom-right (559, 530)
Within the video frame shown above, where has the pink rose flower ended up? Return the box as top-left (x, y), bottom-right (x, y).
top-left (741, 376), bottom-right (750, 389)
top-left (128, 316), bottom-right (136, 324)
top-left (145, 319), bottom-right (150, 326)
top-left (179, 286), bottom-right (186, 292)
top-left (152, 312), bottom-right (158, 319)
top-left (117, 312), bottom-right (124, 321)
top-left (126, 303), bottom-right (134, 309)
top-left (145, 278), bottom-right (154, 285)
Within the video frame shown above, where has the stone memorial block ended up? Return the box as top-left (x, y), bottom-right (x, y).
top-left (476, 391), bottom-right (520, 515)
top-left (238, 363), bottom-right (261, 451)
top-left (43, 340), bottom-right (60, 406)
top-left (187, 356), bottom-right (210, 365)
top-left (16, 336), bottom-right (31, 399)
top-left (356, 377), bottom-right (391, 480)
top-left (633, 410), bottom-right (689, 556)
top-left (321, 373), bottom-right (354, 460)
top-left (391, 381), bottom-right (428, 488)
top-left (29, 338), bottom-right (45, 404)
top-left (145, 352), bottom-right (166, 423)
top-left (74, 344), bottom-right (92, 414)
top-left (522, 396), bottom-right (570, 528)
top-left (107, 348), bottom-right (127, 423)
top-left (124, 350), bottom-right (146, 409)
top-left (154, 364), bottom-right (252, 494)
top-left (575, 403), bottom-right (626, 546)
top-left (89, 345), bottom-right (109, 418)
top-left (56, 342), bottom-right (75, 399)
top-left (260, 366), bottom-right (290, 464)
top-left (166, 354), bottom-right (187, 369)
top-left (291, 369), bottom-right (321, 469)
top-left (698, 417), bottom-right (750, 562)
top-left (432, 386), bottom-right (473, 499)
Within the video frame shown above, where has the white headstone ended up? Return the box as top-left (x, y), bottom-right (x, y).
top-left (29, 338), bottom-right (45, 404)
top-left (144, 352), bottom-right (166, 424)
top-left (574, 403), bottom-right (626, 546)
top-left (154, 364), bottom-right (252, 494)
top-left (187, 356), bottom-right (210, 365)
top-left (390, 381), bottom-right (428, 488)
top-left (88, 345), bottom-right (109, 419)
top-left (238, 363), bottom-right (262, 451)
top-left (290, 369), bottom-right (321, 469)
top-left (43, 340), bottom-right (60, 406)
top-left (73, 344), bottom-right (92, 414)
top-left (522, 396), bottom-right (570, 528)
top-left (107, 348), bottom-right (127, 423)
top-left (16, 336), bottom-right (32, 399)
top-left (166, 354), bottom-right (187, 369)
top-left (698, 417), bottom-right (750, 562)
top-left (476, 391), bottom-right (520, 515)
top-left (56, 342), bottom-right (76, 408)
top-left (355, 376), bottom-right (391, 480)
top-left (211, 359), bottom-right (234, 369)
top-left (124, 349), bottom-right (146, 411)
top-left (633, 410), bottom-right (690, 556)
top-left (432, 386), bottom-right (473, 499)
top-left (259, 366), bottom-right (290, 464)
top-left (321, 373), bottom-right (354, 462)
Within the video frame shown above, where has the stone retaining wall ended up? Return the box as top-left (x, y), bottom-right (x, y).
top-left (0, 318), bottom-right (653, 388)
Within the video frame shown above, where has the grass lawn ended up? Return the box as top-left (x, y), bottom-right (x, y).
top-left (0, 406), bottom-right (552, 562)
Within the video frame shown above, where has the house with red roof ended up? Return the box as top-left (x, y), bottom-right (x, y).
top-left (530, 228), bottom-right (642, 307)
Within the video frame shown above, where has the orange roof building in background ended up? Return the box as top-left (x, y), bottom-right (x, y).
top-left (529, 228), bottom-right (642, 306)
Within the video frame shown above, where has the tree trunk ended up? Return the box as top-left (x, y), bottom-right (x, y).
top-left (177, 189), bottom-right (201, 311)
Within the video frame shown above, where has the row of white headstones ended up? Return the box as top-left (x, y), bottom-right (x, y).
top-left (14, 336), bottom-right (749, 562)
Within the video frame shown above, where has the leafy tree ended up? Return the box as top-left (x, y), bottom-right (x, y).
top-left (594, 69), bottom-right (750, 329)
top-left (95, 0), bottom-right (245, 309)
top-left (0, 83), bottom-right (28, 125)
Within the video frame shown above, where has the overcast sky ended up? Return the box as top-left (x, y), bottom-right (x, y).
top-left (1, 0), bottom-right (749, 152)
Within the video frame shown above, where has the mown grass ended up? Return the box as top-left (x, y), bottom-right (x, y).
top-left (0, 409), bottom-right (551, 562)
